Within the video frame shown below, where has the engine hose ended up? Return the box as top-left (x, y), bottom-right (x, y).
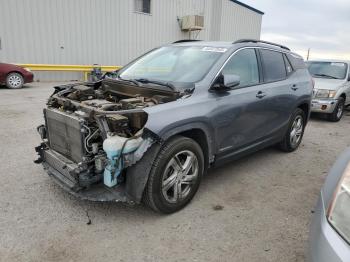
top-left (83, 125), bottom-right (92, 153)
top-left (86, 129), bottom-right (99, 147)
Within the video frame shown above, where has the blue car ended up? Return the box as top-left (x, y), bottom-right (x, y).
top-left (309, 148), bottom-right (350, 261)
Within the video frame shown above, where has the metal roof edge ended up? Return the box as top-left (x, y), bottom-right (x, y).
top-left (229, 0), bottom-right (264, 15)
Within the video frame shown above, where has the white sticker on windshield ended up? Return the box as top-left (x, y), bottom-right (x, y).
top-left (331, 62), bottom-right (345, 67)
top-left (201, 47), bottom-right (227, 53)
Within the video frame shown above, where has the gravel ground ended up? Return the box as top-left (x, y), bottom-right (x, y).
top-left (1, 82), bottom-right (349, 262)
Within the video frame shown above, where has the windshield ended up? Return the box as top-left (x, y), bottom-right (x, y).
top-left (118, 46), bottom-right (225, 84)
top-left (307, 61), bottom-right (348, 79)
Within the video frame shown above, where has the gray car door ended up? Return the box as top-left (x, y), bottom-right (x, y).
top-left (212, 48), bottom-right (291, 158)
top-left (259, 49), bottom-right (300, 133)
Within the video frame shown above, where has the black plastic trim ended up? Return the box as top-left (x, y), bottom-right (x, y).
top-left (229, 0), bottom-right (264, 15)
top-left (172, 40), bottom-right (203, 44)
top-left (234, 39), bottom-right (290, 51)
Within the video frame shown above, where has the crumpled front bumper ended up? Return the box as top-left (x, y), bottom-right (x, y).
top-left (35, 144), bottom-right (131, 203)
top-left (311, 98), bottom-right (337, 114)
top-left (45, 162), bottom-right (129, 202)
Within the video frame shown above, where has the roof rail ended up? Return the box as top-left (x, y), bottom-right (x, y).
top-left (173, 39), bottom-right (202, 44)
top-left (233, 39), bottom-right (290, 51)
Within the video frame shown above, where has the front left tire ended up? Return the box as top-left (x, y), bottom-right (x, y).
top-left (6, 72), bottom-right (24, 89)
top-left (143, 136), bottom-right (204, 214)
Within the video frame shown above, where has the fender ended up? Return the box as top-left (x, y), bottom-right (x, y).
top-left (295, 96), bottom-right (311, 121)
top-left (125, 122), bottom-right (215, 203)
top-left (125, 140), bottom-right (162, 203)
top-left (156, 121), bottom-right (215, 162)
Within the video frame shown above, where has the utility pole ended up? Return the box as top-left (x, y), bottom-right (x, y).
top-left (306, 48), bottom-right (310, 61)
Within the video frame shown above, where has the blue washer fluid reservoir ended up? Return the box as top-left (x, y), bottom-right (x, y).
top-left (103, 134), bottom-right (142, 187)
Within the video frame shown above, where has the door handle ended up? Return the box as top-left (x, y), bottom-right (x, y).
top-left (291, 84), bottom-right (298, 91)
top-left (256, 91), bottom-right (266, 99)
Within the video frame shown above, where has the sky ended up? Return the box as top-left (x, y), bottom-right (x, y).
top-left (243, 0), bottom-right (350, 60)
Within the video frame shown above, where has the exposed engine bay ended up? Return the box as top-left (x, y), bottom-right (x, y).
top-left (35, 79), bottom-right (186, 195)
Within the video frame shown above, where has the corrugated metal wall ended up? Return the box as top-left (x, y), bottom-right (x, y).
top-left (0, 0), bottom-right (262, 81)
top-left (219, 0), bottom-right (262, 41)
top-left (209, 0), bottom-right (223, 41)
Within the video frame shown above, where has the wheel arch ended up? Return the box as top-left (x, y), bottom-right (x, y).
top-left (172, 128), bottom-right (210, 169)
top-left (157, 123), bottom-right (215, 168)
top-left (6, 71), bottom-right (24, 78)
top-left (125, 125), bottom-right (214, 204)
top-left (297, 102), bottom-right (310, 123)
top-left (340, 93), bottom-right (346, 101)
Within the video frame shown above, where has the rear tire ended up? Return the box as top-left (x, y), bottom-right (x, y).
top-left (279, 108), bottom-right (306, 152)
top-left (143, 136), bottom-right (204, 214)
top-left (6, 72), bottom-right (24, 89)
top-left (328, 97), bottom-right (344, 122)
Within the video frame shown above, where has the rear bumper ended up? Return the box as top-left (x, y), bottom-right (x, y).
top-left (308, 192), bottom-right (350, 262)
top-left (38, 146), bottom-right (132, 203)
top-left (311, 98), bottom-right (337, 114)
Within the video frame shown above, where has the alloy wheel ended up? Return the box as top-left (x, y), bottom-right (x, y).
top-left (7, 74), bottom-right (23, 88)
top-left (161, 150), bottom-right (199, 204)
top-left (290, 115), bottom-right (303, 147)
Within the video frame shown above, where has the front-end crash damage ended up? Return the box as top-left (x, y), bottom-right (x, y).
top-left (35, 79), bottom-right (185, 203)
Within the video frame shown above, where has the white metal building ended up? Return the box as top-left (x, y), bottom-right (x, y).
top-left (0, 0), bottom-right (263, 80)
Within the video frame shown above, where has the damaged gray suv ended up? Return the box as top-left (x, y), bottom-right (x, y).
top-left (35, 39), bottom-right (313, 213)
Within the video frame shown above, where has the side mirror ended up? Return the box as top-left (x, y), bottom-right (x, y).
top-left (223, 74), bottom-right (241, 88)
top-left (212, 74), bottom-right (240, 91)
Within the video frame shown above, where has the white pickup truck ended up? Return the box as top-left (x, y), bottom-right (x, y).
top-left (307, 60), bottom-right (350, 121)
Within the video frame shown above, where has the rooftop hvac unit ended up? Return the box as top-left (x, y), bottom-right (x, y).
top-left (181, 15), bottom-right (204, 31)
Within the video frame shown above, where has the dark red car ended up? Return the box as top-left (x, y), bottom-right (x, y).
top-left (0, 63), bottom-right (34, 89)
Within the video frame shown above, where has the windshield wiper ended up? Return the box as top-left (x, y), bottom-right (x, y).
top-left (116, 76), bottom-right (140, 86)
top-left (313, 74), bottom-right (339, 79)
top-left (134, 78), bottom-right (175, 91)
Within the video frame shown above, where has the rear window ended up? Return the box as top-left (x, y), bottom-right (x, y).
top-left (260, 49), bottom-right (287, 82)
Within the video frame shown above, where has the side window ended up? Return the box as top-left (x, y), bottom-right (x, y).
top-left (283, 54), bottom-right (294, 76)
top-left (222, 49), bottom-right (259, 87)
top-left (135, 0), bottom-right (151, 14)
top-left (260, 49), bottom-right (287, 82)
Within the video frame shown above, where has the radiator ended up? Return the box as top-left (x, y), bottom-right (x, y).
top-left (45, 108), bottom-right (85, 163)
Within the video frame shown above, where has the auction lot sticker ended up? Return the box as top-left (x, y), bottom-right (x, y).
top-left (331, 62), bottom-right (346, 67)
top-left (202, 47), bottom-right (227, 53)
